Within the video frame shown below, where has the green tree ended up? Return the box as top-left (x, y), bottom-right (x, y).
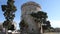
top-left (30, 11), bottom-right (51, 32)
top-left (30, 11), bottom-right (48, 19)
top-left (19, 20), bottom-right (28, 31)
top-left (1, 0), bottom-right (17, 31)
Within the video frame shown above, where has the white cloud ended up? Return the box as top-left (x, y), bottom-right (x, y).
top-left (50, 20), bottom-right (60, 28)
top-left (13, 20), bottom-right (20, 30)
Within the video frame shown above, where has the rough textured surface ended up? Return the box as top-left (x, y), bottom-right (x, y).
top-left (44, 32), bottom-right (60, 34)
top-left (0, 32), bottom-right (6, 34)
top-left (20, 1), bottom-right (41, 34)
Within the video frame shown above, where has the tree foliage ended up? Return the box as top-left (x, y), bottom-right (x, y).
top-left (20, 20), bottom-right (28, 28)
top-left (8, 25), bottom-right (15, 31)
top-left (19, 20), bottom-right (28, 30)
top-left (30, 11), bottom-right (51, 30)
top-left (30, 11), bottom-right (48, 19)
top-left (42, 21), bottom-right (51, 30)
top-left (1, 0), bottom-right (17, 30)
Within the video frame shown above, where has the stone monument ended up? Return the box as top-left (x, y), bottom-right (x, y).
top-left (20, 1), bottom-right (41, 34)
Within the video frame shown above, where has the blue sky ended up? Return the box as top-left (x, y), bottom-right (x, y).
top-left (0, 0), bottom-right (60, 29)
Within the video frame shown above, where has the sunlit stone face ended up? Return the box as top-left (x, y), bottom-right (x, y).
top-left (22, 6), bottom-right (41, 15)
top-left (21, 2), bottom-right (41, 15)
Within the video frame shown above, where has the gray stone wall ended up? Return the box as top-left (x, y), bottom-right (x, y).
top-left (44, 32), bottom-right (60, 34)
top-left (8, 32), bottom-right (20, 34)
top-left (0, 32), bottom-right (6, 34)
top-left (20, 1), bottom-right (41, 34)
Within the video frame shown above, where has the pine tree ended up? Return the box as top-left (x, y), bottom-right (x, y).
top-left (30, 11), bottom-right (51, 32)
top-left (1, 0), bottom-right (17, 30)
